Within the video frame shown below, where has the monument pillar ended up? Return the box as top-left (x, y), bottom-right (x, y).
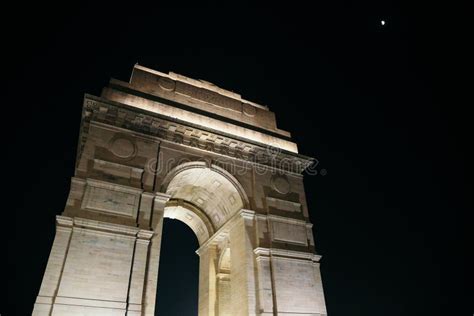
top-left (196, 244), bottom-right (218, 316)
top-left (33, 216), bottom-right (154, 316)
top-left (126, 230), bottom-right (154, 315)
top-left (142, 193), bottom-right (170, 315)
top-left (229, 210), bottom-right (258, 316)
top-left (32, 217), bottom-right (73, 315)
top-left (254, 248), bottom-right (274, 315)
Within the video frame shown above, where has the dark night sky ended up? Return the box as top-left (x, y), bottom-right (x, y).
top-left (1, 2), bottom-right (471, 316)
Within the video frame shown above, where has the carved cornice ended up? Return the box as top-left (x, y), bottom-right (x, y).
top-left (56, 215), bottom-right (154, 238)
top-left (254, 247), bottom-right (322, 263)
top-left (79, 94), bottom-right (314, 174)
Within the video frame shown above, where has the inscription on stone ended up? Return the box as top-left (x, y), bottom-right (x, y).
top-left (271, 220), bottom-right (308, 245)
top-left (175, 81), bottom-right (242, 113)
top-left (82, 183), bottom-right (140, 218)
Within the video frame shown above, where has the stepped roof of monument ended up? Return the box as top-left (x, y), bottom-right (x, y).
top-left (133, 64), bottom-right (269, 111)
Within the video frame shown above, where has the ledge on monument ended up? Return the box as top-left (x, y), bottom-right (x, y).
top-left (132, 64), bottom-right (268, 110)
top-left (125, 64), bottom-right (293, 139)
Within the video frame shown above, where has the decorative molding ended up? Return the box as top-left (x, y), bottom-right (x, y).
top-left (154, 192), bottom-right (172, 205)
top-left (254, 247), bottom-right (321, 263)
top-left (266, 196), bottom-right (302, 213)
top-left (271, 174), bottom-right (291, 194)
top-left (267, 214), bottom-right (308, 225)
top-left (254, 247), bottom-right (271, 259)
top-left (137, 230), bottom-right (154, 240)
top-left (108, 134), bottom-right (137, 159)
top-left (73, 217), bottom-right (141, 236)
top-left (53, 297), bottom-right (127, 309)
top-left (240, 209), bottom-right (256, 220)
top-left (57, 216), bottom-right (154, 239)
top-left (92, 159), bottom-right (144, 181)
top-left (271, 248), bottom-right (321, 262)
top-left (80, 95), bottom-right (314, 175)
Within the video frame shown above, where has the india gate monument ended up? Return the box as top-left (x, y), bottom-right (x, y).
top-left (32, 64), bottom-right (327, 315)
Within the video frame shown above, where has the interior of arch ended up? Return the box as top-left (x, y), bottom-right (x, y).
top-left (163, 204), bottom-right (211, 245)
top-left (165, 167), bottom-right (244, 235)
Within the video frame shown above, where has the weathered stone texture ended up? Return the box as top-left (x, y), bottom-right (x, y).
top-left (33, 64), bottom-right (327, 315)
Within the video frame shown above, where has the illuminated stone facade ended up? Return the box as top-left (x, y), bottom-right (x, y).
top-left (32, 65), bottom-right (327, 315)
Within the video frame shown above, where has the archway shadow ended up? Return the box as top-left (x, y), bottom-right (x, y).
top-left (155, 218), bottom-right (199, 316)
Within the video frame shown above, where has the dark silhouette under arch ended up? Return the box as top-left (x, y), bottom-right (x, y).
top-left (155, 219), bottom-right (199, 316)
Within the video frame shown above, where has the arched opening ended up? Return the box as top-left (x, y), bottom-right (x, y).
top-left (160, 161), bottom-right (249, 233)
top-left (155, 218), bottom-right (199, 316)
top-left (163, 200), bottom-right (213, 245)
top-left (153, 162), bottom-right (249, 315)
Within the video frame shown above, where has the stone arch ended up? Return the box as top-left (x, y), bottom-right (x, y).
top-left (163, 199), bottom-right (214, 245)
top-left (156, 161), bottom-right (251, 315)
top-left (160, 161), bottom-right (249, 236)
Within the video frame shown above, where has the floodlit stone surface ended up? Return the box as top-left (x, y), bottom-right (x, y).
top-left (33, 64), bottom-right (327, 315)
